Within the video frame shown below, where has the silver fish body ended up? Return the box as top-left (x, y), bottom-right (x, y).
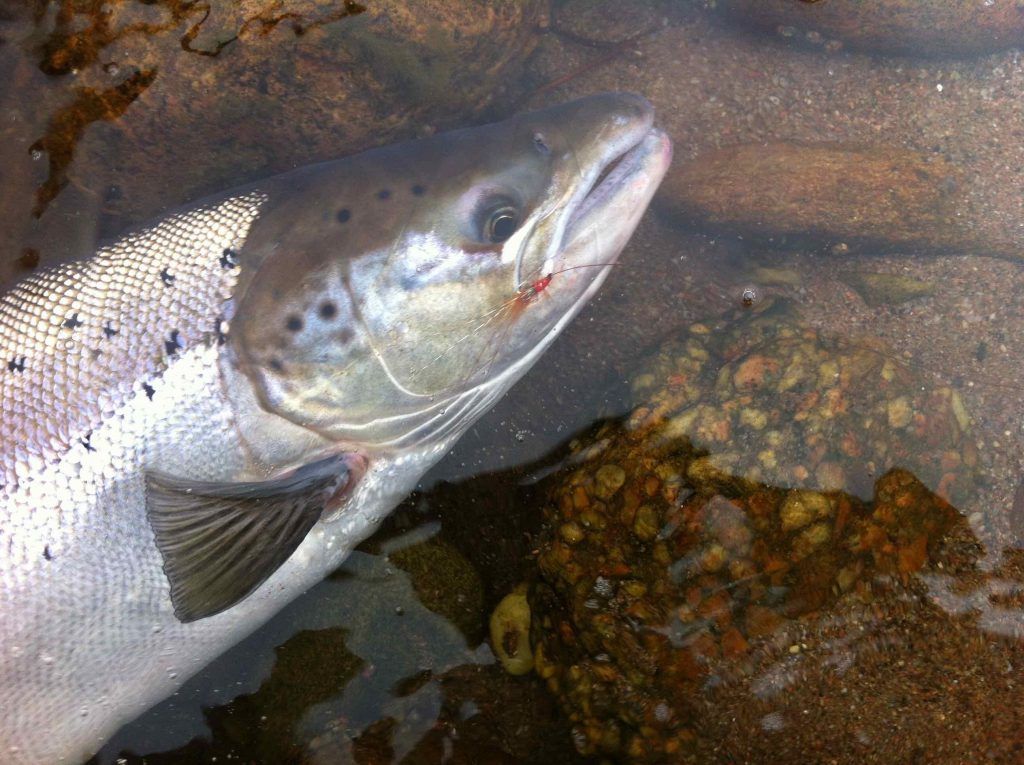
top-left (0, 94), bottom-right (671, 763)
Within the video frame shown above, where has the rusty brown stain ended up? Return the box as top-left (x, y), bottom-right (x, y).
top-left (37, 0), bottom-right (366, 74)
top-left (24, 0), bottom-right (368, 217)
top-left (179, 0), bottom-right (367, 57)
top-left (30, 68), bottom-right (157, 218)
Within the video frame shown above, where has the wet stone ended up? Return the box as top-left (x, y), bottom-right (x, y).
top-left (528, 415), bottom-right (967, 762)
top-left (490, 588), bottom-right (534, 676)
top-left (705, 0), bottom-right (1024, 58)
top-left (657, 142), bottom-right (990, 257)
top-left (841, 271), bottom-right (937, 308)
top-left (627, 298), bottom-right (978, 505)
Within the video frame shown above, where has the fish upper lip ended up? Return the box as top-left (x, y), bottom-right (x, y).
top-left (564, 125), bottom-right (664, 240)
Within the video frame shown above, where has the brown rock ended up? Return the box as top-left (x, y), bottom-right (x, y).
top-left (709, 0), bottom-right (1024, 58)
top-left (657, 141), bottom-right (989, 255)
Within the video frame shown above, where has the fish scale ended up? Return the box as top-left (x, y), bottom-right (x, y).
top-left (0, 194), bottom-right (284, 763)
top-left (0, 192), bottom-right (266, 494)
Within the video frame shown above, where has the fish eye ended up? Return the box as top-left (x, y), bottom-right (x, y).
top-left (480, 204), bottom-right (520, 244)
top-left (487, 208), bottom-right (519, 243)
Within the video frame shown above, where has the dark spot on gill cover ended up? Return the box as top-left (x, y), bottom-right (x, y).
top-left (159, 267), bottom-right (175, 286)
top-left (43, 545), bottom-right (52, 561)
top-left (7, 357), bottom-right (25, 372)
top-left (143, 382), bottom-right (156, 400)
top-left (318, 301), bottom-right (338, 320)
top-left (411, 184), bottom-right (426, 196)
top-left (164, 329), bottom-right (182, 356)
top-left (269, 358), bottom-right (284, 372)
top-left (63, 313), bottom-right (82, 329)
top-left (336, 209), bottom-right (351, 223)
top-left (103, 321), bottom-right (118, 338)
top-left (377, 189), bottom-right (391, 201)
top-left (285, 315), bottom-right (303, 332)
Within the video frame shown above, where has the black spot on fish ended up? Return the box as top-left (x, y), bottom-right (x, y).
top-left (318, 301), bottom-right (338, 320)
top-left (7, 357), bottom-right (25, 372)
top-left (220, 248), bottom-right (239, 269)
top-left (336, 208), bottom-right (351, 223)
top-left (63, 313), bottom-right (82, 329)
top-left (377, 189), bottom-right (391, 201)
top-left (18, 248), bottom-right (40, 271)
top-left (285, 315), bottom-right (303, 333)
top-left (143, 382), bottom-right (156, 400)
top-left (81, 432), bottom-right (95, 452)
top-left (164, 330), bottom-right (182, 357)
top-left (411, 184), bottom-right (426, 196)
top-left (159, 268), bottom-right (175, 286)
top-left (269, 357), bottom-right (284, 372)
top-left (43, 545), bottom-right (52, 561)
top-left (214, 316), bottom-right (227, 345)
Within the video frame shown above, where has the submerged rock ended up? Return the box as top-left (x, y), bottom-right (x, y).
top-left (628, 299), bottom-right (977, 503)
top-left (517, 298), bottom-right (1024, 763)
top-left (705, 0), bottom-right (1024, 58)
top-left (529, 416), bottom-right (967, 761)
top-left (840, 271), bottom-right (936, 307)
top-left (490, 587), bottom-right (535, 675)
top-left (657, 142), bottom-right (990, 256)
top-left (388, 536), bottom-right (485, 642)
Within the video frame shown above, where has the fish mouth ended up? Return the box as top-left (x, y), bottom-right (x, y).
top-left (559, 126), bottom-right (673, 272)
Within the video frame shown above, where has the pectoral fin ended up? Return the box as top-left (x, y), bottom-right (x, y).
top-left (146, 456), bottom-right (350, 623)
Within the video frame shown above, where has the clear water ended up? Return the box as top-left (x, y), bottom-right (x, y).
top-left (4, 1), bottom-right (1024, 762)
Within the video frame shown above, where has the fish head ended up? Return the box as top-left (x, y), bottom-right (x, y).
top-left (231, 93), bottom-right (672, 449)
